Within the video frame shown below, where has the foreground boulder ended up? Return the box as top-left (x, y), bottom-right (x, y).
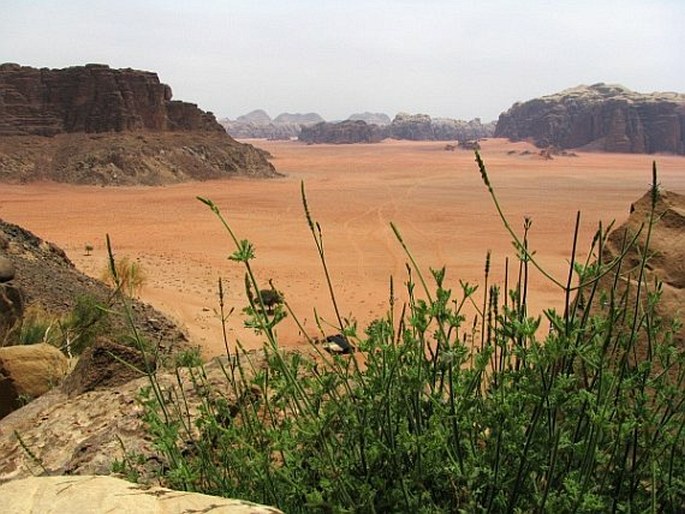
top-left (61, 338), bottom-right (155, 397)
top-left (0, 475), bottom-right (283, 514)
top-left (495, 83), bottom-right (685, 154)
top-left (601, 190), bottom-right (685, 347)
top-left (0, 355), bottom-right (265, 482)
top-left (0, 343), bottom-right (69, 418)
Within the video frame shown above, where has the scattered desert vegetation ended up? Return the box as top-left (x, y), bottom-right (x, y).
top-left (100, 255), bottom-right (147, 298)
top-left (114, 156), bottom-right (685, 512)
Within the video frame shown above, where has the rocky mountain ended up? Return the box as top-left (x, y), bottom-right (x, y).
top-left (347, 112), bottom-right (391, 125)
top-left (388, 113), bottom-right (495, 141)
top-left (494, 83), bottom-right (685, 154)
top-left (236, 109), bottom-right (272, 124)
top-left (0, 63), bottom-right (277, 184)
top-left (298, 113), bottom-right (495, 144)
top-left (221, 111), bottom-right (324, 140)
top-left (273, 112), bottom-right (324, 124)
top-left (0, 63), bottom-right (224, 136)
top-left (298, 120), bottom-right (386, 144)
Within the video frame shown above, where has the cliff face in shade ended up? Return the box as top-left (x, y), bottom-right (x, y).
top-left (494, 83), bottom-right (685, 154)
top-left (0, 63), bottom-right (225, 136)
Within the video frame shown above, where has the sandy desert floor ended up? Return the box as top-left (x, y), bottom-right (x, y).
top-left (1, 138), bottom-right (683, 357)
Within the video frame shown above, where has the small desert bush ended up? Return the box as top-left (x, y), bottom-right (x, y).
top-left (101, 255), bottom-right (147, 297)
top-left (16, 295), bottom-right (110, 356)
top-left (135, 158), bottom-right (684, 512)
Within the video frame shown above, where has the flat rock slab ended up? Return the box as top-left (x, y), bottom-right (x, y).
top-left (0, 475), bottom-right (283, 514)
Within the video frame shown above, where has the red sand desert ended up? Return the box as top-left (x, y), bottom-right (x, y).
top-left (1, 139), bottom-right (683, 357)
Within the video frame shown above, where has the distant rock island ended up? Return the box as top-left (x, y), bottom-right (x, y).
top-left (0, 63), bottom-right (277, 184)
top-left (348, 112), bottom-right (392, 126)
top-left (298, 113), bottom-right (495, 144)
top-left (299, 120), bottom-right (386, 144)
top-left (220, 110), bottom-right (324, 140)
top-left (495, 83), bottom-right (685, 154)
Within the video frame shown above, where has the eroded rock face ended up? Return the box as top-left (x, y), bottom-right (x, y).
top-left (388, 113), bottom-right (496, 141)
top-left (298, 120), bottom-right (386, 144)
top-left (0, 64), bottom-right (278, 183)
top-left (0, 354), bottom-right (266, 482)
top-left (494, 83), bottom-right (685, 154)
top-left (297, 115), bottom-right (495, 144)
top-left (0, 63), bottom-right (224, 136)
top-left (0, 475), bottom-right (283, 514)
top-left (0, 343), bottom-right (69, 418)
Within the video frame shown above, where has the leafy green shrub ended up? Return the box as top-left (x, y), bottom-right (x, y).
top-left (174, 346), bottom-right (204, 368)
top-left (138, 158), bottom-right (684, 512)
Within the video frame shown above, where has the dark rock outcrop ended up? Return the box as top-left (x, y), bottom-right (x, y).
top-left (494, 83), bottom-right (685, 154)
top-left (298, 120), bottom-right (385, 144)
top-left (62, 338), bottom-right (155, 397)
top-left (0, 63), bottom-right (225, 136)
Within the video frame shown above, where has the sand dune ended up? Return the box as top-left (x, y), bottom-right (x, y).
top-left (1, 138), bottom-right (683, 357)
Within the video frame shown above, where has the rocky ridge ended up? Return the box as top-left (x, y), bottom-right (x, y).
top-left (0, 218), bottom-right (187, 352)
top-left (0, 63), bottom-right (277, 184)
top-left (494, 83), bottom-right (685, 154)
top-left (298, 119), bottom-right (386, 144)
top-left (0, 63), bottom-right (225, 136)
top-left (221, 110), bottom-right (324, 140)
top-left (297, 113), bottom-right (495, 144)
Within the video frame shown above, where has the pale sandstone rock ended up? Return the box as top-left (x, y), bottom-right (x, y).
top-left (0, 343), bottom-right (68, 418)
top-left (0, 475), bottom-right (283, 514)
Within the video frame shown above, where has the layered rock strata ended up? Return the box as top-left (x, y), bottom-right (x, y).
top-left (495, 83), bottom-right (685, 154)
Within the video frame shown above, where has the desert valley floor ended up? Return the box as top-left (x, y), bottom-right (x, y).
top-left (1, 138), bottom-right (684, 357)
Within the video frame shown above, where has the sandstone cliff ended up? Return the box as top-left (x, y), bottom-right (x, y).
top-left (0, 63), bottom-right (278, 183)
top-left (389, 113), bottom-right (495, 141)
top-left (0, 63), bottom-right (225, 136)
top-left (298, 120), bottom-right (386, 144)
top-left (297, 114), bottom-right (495, 144)
top-left (494, 83), bottom-right (685, 154)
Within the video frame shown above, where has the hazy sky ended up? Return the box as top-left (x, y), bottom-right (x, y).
top-left (2, 1), bottom-right (683, 121)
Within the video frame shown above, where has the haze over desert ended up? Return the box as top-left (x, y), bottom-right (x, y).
top-left (1, 138), bottom-right (683, 357)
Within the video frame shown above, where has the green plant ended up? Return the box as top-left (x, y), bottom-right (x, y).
top-left (84, 243), bottom-right (94, 256)
top-left (16, 296), bottom-right (109, 356)
top-left (137, 158), bottom-right (684, 512)
top-left (174, 346), bottom-right (204, 368)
